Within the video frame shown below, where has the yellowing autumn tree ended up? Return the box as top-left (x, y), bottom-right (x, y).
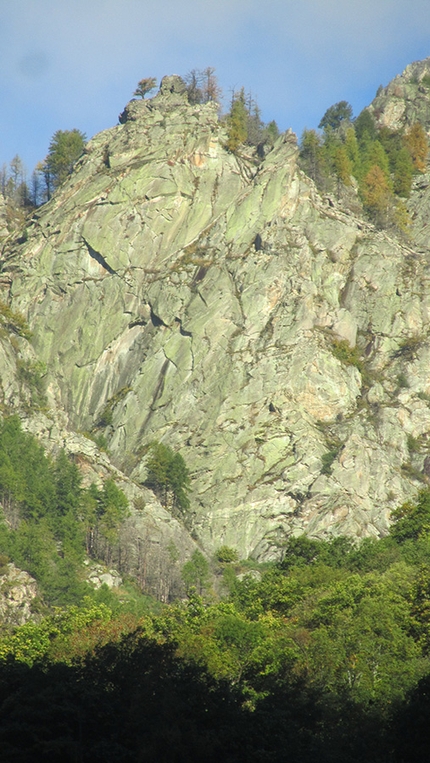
top-left (361, 164), bottom-right (392, 223)
top-left (133, 77), bottom-right (157, 98)
top-left (403, 123), bottom-right (429, 172)
top-left (333, 146), bottom-right (353, 188)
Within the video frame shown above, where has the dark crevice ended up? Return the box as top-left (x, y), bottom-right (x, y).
top-left (254, 233), bottom-right (263, 251)
top-left (150, 310), bottom-right (164, 327)
top-left (129, 318), bottom-right (147, 329)
top-left (83, 238), bottom-right (117, 275)
top-left (175, 317), bottom-right (192, 337)
top-left (149, 305), bottom-right (168, 328)
top-left (193, 265), bottom-right (208, 284)
top-left (139, 358), bottom-right (171, 432)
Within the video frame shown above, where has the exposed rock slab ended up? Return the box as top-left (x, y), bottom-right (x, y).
top-left (0, 563), bottom-right (38, 627)
top-left (3, 75), bottom-right (430, 560)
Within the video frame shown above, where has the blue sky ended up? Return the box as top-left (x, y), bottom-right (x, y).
top-left (1, 0), bottom-right (430, 176)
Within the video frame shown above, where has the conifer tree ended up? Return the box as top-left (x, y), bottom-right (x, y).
top-left (35, 160), bottom-right (52, 202)
top-left (318, 101), bottom-right (353, 131)
top-left (46, 129), bottom-right (87, 190)
top-left (344, 127), bottom-right (360, 177)
top-left (264, 120), bottom-right (280, 145)
top-left (363, 140), bottom-right (391, 182)
top-left (333, 146), bottom-right (353, 194)
top-left (246, 97), bottom-right (264, 146)
top-left (226, 89), bottom-right (248, 153)
top-left (184, 67), bottom-right (221, 104)
top-left (201, 67), bottom-right (221, 102)
top-left (394, 199), bottom-right (412, 234)
top-left (393, 147), bottom-right (414, 197)
top-left (354, 109), bottom-right (378, 143)
top-left (181, 550), bottom-right (210, 594)
top-left (299, 129), bottom-right (326, 185)
top-left (184, 69), bottom-right (203, 104)
top-left (320, 125), bottom-right (341, 174)
top-left (145, 442), bottom-right (190, 511)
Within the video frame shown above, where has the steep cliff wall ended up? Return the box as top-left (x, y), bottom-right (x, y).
top-left (3, 74), bottom-right (430, 560)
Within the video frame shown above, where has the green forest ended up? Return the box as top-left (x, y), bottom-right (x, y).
top-left (1, 419), bottom-right (430, 760)
top-left (299, 100), bottom-right (428, 231)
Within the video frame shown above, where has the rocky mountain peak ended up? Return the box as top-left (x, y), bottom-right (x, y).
top-left (369, 57), bottom-right (430, 132)
top-left (3, 66), bottom-right (430, 562)
top-left (118, 74), bottom-right (190, 124)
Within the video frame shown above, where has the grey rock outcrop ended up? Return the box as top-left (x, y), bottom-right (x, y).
top-left (0, 563), bottom-right (38, 627)
top-left (85, 561), bottom-right (122, 589)
top-left (369, 57), bottom-right (430, 132)
top-left (0, 195), bottom-right (9, 240)
top-left (3, 72), bottom-right (430, 561)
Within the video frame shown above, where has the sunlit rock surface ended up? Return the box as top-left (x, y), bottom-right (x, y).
top-left (3, 73), bottom-right (430, 560)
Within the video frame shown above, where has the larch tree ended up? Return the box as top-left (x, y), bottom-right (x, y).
top-left (201, 66), bottom-right (222, 103)
top-left (404, 123), bottom-right (429, 172)
top-left (361, 164), bottom-right (393, 225)
top-left (184, 69), bottom-right (204, 104)
top-left (393, 147), bottom-right (414, 197)
top-left (333, 145), bottom-right (353, 195)
top-left (133, 77), bottom-right (157, 99)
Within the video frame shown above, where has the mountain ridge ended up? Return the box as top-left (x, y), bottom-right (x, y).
top-left (2, 68), bottom-right (430, 562)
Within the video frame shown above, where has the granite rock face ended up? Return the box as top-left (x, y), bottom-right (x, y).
top-left (0, 564), bottom-right (38, 627)
top-left (3, 73), bottom-right (430, 561)
top-left (369, 57), bottom-right (430, 131)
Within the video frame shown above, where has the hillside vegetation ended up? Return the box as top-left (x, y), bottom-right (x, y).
top-left (2, 481), bottom-right (430, 759)
top-left (3, 60), bottom-right (430, 759)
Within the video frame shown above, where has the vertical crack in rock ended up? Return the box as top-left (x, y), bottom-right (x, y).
top-left (139, 357), bottom-right (171, 433)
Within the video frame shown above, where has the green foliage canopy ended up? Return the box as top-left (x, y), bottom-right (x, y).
top-left (226, 89), bottom-right (248, 153)
top-left (46, 129), bottom-right (86, 190)
top-left (4, 488), bottom-right (430, 759)
top-left (300, 93), bottom-right (429, 231)
top-left (145, 441), bottom-right (190, 511)
top-left (0, 417), bottom-right (128, 606)
top-left (319, 100), bottom-right (353, 130)
top-left (390, 489), bottom-right (430, 543)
